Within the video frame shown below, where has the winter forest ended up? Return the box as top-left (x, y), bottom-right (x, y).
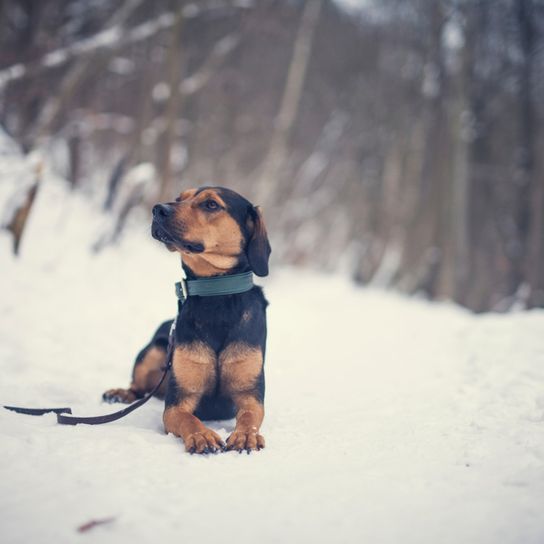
top-left (1, 0), bottom-right (543, 311)
top-left (2, 2), bottom-right (544, 544)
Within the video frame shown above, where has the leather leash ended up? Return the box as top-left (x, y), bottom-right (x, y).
top-left (3, 323), bottom-right (175, 426)
top-left (3, 271), bottom-right (255, 426)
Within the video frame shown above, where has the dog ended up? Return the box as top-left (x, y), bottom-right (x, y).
top-left (103, 187), bottom-right (271, 454)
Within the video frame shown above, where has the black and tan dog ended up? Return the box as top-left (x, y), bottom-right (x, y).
top-left (103, 187), bottom-right (271, 454)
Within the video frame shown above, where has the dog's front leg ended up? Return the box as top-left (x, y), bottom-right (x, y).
top-left (220, 343), bottom-right (265, 452)
top-left (163, 343), bottom-right (224, 454)
top-left (164, 400), bottom-right (224, 454)
top-left (226, 394), bottom-right (265, 452)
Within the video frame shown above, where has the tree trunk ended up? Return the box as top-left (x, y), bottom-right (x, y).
top-left (4, 162), bottom-right (43, 256)
top-left (396, 1), bottom-right (447, 297)
top-left (157, 7), bottom-right (184, 202)
top-left (256, 0), bottom-right (323, 204)
top-left (516, 0), bottom-right (538, 306)
top-left (448, 3), bottom-right (476, 305)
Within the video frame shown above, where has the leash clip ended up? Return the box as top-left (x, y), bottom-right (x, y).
top-left (175, 278), bottom-right (188, 303)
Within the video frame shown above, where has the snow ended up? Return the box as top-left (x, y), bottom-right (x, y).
top-left (128, 13), bottom-right (175, 42)
top-left (0, 63), bottom-right (26, 89)
top-left (152, 82), bottom-right (171, 102)
top-left (108, 57), bottom-right (136, 75)
top-left (1, 172), bottom-right (544, 544)
top-left (44, 27), bottom-right (123, 68)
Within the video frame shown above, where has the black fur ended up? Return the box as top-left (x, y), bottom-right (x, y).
top-left (165, 287), bottom-right (268, 420)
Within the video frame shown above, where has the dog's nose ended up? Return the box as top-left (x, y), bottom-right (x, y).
top-left (152, 204), bottom-right (174, 218)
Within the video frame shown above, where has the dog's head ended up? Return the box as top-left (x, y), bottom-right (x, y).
top-left (151, 187), bottom-right (271, 278)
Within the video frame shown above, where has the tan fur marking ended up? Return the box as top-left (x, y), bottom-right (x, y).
top-left (241, 310), bottom-right (252, 322)
top-left (132, 346), bottom-right (167, 393)
top-left (233, 395), bottom-right (265, 429)
top-left (172, 342), bottom-right (217, 395)
top-left (104, 346), bottom-right (168, 402)
top-left (181, 252), bottom-right (239, 277)
top-left (225, 394), bottom-right (265, 451)
top-left (163, 405), bottom-right (204, 437)
top-left (165, 349), bottom-right (224, 453)
top-left (171, 188), bottom-right (244, 277)
top-left (178, 189), bottom-right (197, 201)
top-left (102, 387), bottom-right (137, 404)
top-left (163, 405), bottom-right (225, 453)
top-left (219, 342), bottom-right (263, 395)
top-left (192, 189), bottom-right (227, 209)
top-left (220, 343), bottom-right (265, 451)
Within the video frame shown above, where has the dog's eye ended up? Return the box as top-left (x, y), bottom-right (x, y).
top-left (202, 199), bottom-right (219, 211)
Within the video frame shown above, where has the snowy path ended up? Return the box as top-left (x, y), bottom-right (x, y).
top-left (1, 185), bottom-right (544, 544)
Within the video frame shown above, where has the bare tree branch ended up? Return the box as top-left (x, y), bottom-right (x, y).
top-left (256, 0), bottom-right (323, 204)
top-left (180, 34), bottom-right (240, 96)
top-left (0, 10), bottom-right (176, 90)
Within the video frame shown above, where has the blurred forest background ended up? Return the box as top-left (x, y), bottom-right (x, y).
top-left (0, 0), bottom-right (543, 312)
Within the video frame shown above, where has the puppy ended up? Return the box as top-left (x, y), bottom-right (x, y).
top-left (103, 187), bottom-right (271, 454)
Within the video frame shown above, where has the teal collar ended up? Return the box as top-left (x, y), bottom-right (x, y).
top-left (175, 271), bottom-right (254, 304)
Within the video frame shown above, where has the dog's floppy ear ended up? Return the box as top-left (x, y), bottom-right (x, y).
top-left (246, 206), bottom-right (271, 277)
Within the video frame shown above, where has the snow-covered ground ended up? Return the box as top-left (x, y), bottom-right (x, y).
top-left (1, 174), bottom-right (544, 544)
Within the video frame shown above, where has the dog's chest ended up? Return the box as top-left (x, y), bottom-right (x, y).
top-left (175, 290), bottom-right (266, 351)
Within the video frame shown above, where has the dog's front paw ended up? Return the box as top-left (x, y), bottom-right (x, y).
top-left (102, 388), bottom-right (137, 404)
top-left (184, 428), bottom-right (225, 455)
top-left (226, 430), bottom-right (265, 453)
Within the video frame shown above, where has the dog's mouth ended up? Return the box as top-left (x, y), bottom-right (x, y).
top-left (179, 241), bottom-right (205, 253)
top-left (151, 223), bottom-right (174, 244)
top-left (151, 223), bottom-right (204, 254)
